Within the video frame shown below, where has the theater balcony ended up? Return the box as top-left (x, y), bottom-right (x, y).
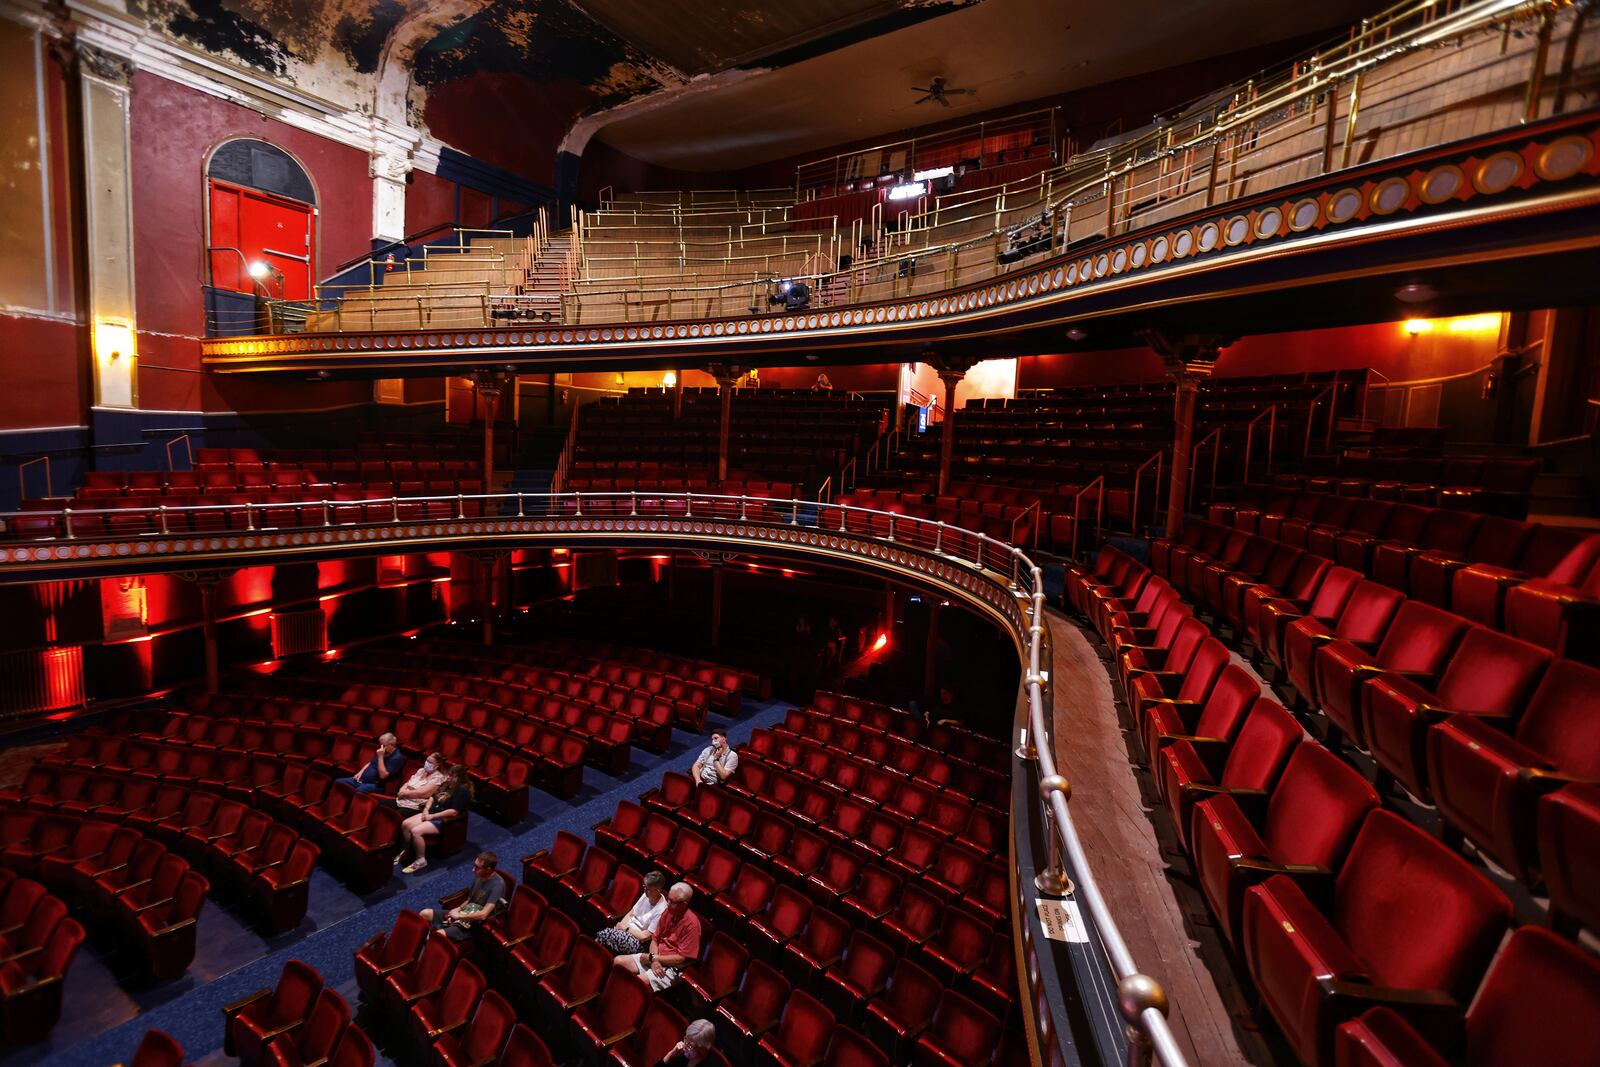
top-left (202, 1), bottom-right (1600, 378)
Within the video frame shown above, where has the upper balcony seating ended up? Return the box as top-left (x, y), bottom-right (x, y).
top-left (1273, 455), bottom-right (1542, 518)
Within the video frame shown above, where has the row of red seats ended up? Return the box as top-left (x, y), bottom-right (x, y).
top-left (39, 732), bottom-right (427, 894)
top-left (744, 723), bottom-right (1011, 819)
top-left (308, 674), bottom-right (645, 774)
top-left (1066, 546), bottom-right (1600, 1067)
top-left (808, 690), bottom-right (1010, 772)
top-left (0, 765), bottom-right (315, 933)
top-left (321, 652), bottom-right (704, 742)
top-left (223, 960), bottom-right (379, 1067)
top-left (0, 812), bottom-right (205, 983)
top-left (1271, 454), bottom-right (1541, 517)
top-left (192, 689), bottom-right (577, 804)
top-left (170, 694), bottom-right (541, 816)
top-left (522, 814), bottom-right (1008, 1066)
top-left (1198, 491), bottom-right (1600, 658)
top-left (1098, 542), bottom-right (1600, 935)
top-left (0, 869), bottom-right (85, 1045)
top-left (520, 636), bottom-right (763, 704)
top-left (566, 473), bottom-right (798, 498)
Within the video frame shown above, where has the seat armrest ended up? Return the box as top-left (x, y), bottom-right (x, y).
top-left (1233, 859), bottom-right (1335, 910)
top-left (598, 1027), bottom-right (638, 1050)
top-left (1323, 981), bottom-right (1464, 1050)
top-left (1162, 735), bottom-right (1231, 775)
top-left (1142, 698), bottom-right (1205, 733)
top-left (222, 986), bottom-right (273, 1020)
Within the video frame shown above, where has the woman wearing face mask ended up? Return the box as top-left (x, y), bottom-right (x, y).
top-left (383, 751), bottom-right (447, 812)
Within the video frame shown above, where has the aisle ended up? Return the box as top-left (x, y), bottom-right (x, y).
top-left (1046, 609), bottom-right (1267, 1067)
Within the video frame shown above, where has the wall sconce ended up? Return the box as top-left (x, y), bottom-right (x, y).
top-left (1403, 319), bottom-right (1433, 336)
top-left (661, 371), bottom-right (677, 390)
top-left (94, 321), bottom-right (135, 362)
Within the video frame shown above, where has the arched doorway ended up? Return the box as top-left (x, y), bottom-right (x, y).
top-left (206, 139), bottom-right (317, 300)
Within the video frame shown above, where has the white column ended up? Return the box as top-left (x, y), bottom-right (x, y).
top-left (80, 46), bottom-right (138, 408)
top-left (370, 148), bottom-right (412, 244)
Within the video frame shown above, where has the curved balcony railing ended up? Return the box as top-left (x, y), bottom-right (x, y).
top-left (0, 489), bottom-right (1186, 1066)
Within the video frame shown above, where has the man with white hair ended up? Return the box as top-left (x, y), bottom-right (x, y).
top-left (338, 732), bottom-right (404, 794)
top-left (663, 1019), bottom-right (718, 1065)
top-left (613, 882), bottom-right (702, 991)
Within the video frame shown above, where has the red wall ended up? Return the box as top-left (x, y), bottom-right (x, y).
top-left (405, 170), bottom-right (458, 237)
top-left (127, 74), bottom-right (375, 413)
top-left (1017, 319), bottom-right (1505, 389)
top-left (0, 315), bottom-right (85, 430)
top-left (424, 73), bottom-right (597, 186)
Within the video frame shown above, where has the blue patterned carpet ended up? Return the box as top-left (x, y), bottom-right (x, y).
top-left (3, 699), bottom-right (792, 1067)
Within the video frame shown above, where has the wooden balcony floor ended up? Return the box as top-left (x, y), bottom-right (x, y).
top-left (1047, 609), bottom-right (1281, 1067)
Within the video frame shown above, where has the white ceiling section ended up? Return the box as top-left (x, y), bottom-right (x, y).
top-left (592, 0), bottom-right (1381, 171)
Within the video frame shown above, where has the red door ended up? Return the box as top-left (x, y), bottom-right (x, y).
top-left (208, 180), bottom-right (315, 299)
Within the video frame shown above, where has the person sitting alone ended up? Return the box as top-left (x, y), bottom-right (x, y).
top-left (397, 764), bottom-right (472, 874)
top-left (613, 882), bottom-right (701, 991)
top-left (594, 870), bottom-right (667, 955)
top-left (338, 732), bottom-right (403, 794)
top-left (691, 730), bottom-right (738, 788)
top-left (383, 750), bottom-right (446, 812)
top-left (662, 1019), bottom-right (718, 1065)
top-left (811, 372), bottom-right (833, 392)
top-left (418, 852), bottom-right (504, 942)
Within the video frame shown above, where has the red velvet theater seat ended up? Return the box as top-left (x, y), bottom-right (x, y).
top-left (1242, 810), bottom-right (1511, 1067)
top-left (1333, 927), bottom-right (1600, 1067)
top-left (1190, 742), bottom-right (1378, 947)
top-left (756, 989), bottom-right (836, 1067)
top-left (572, 968), bottom-right (653, 1057)
top-left (1311, 600), bottom-right (1468, 749)
top-left (263, 988), bottom-right (349, 1067)
top-left (1283, 580), bottom-right (1405, 709)
top-left (1156, 695), bottom-right (1302, 849)
top-left (910, 990), bottom-right (1004, 1067)
top-left (353, 910), bottom-right (427, 1003)
top-left (681, 931), bottom-right (750, 1019)
top-left (1127, 632), bottom-right (1231, 744)
top-left (714, 959), bottom-right (791, 1063)
top-left (1450, 528), bottom-right (1600, 628)
top-left (225, 960), bottom-right (325, 1067)
top-left (1537, 783), bottom-right (1600, 937)
top-left (1407, 515), bottom-right (1531, 609)
top-left (1254, 564), bottom-right (1360, 677)
top-left (1427, 658), bottom-right (1600, 881)
top-left (821, 1026), bottom-right (889, 1067)
top-left (862, 958), bottom-right (942, 1062)
top-left (608, 999), bottom-right (684, 1067)
top-left (1360, 626), bottom-right (1552, 802)
top-left (1501, 549), bottom-right (1600, 660)
top-left (1141, 660), bottom-right (1260, 768)
top-left (433, 989), bottom-right (515, 1067)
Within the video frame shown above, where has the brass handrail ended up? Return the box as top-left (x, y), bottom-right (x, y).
top-left (1070, 474), bottom-right (1106, 560)
top-left (1129, 449), bottom-right (1165, 535)
top-left (1187, 428), bottom-right (1223, 511)
top-left (165, 434), bottom-right (193, 473)
top-left (1243, 404), bottom-right (1278, 484)
top-left (17, 456), bottom-right (51, 501)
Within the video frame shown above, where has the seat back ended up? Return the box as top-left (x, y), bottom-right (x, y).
top-left (1336, 810), bottom-right (1510, 1001)
top-left (823, 1025), bottom-right (890, 1067)
top-left (1515, 659), bottom-right (1600, 774)
top-left (532, 909), bottom-right (580, 965)
top-left (1219, 698), bottom-right (1302, 791)
top-left (880, 958), bottom-right (942, 1029)
top-left (925, 991), bottom-right (1003, 1067)
top-left (771, 990), bottom-right (836, 1063)
top-left (631, 1000), bottom-right (688, 1066)
top-left (560, 936), bottom-right (613, 1004)
top-left (1332, 581), bottom-right (1405, 644)
top-left (764, 884), bottom-right (813, 937)
top-left (732, 959), bottom-right (791, 1031)
top-left (695, 931), bottom-right (751, 999)
top-left (270, 960), bottom-right (326, 1027)
top-left (837, 930), bottom-right (895, 990)
top-left (1431, 628), bottom-right (1553, 716)
top-left (1307, 565), bottom-right (1362, 618)
top-left (1373, 600), bottom-right (1468, 674)
top-left (1263, 743), bottom-right (1380, 868)
top-left (593, 966), bottom-right (653, 1038)
top-left (296, 989), bottom-right (351, 1062)
top-left (130, 1029), bottom-right (186, 1067)
top-left (499, 1025), bottom-right (555, 1067)
top-left (377, 910), bottom-right (431, 969)
top-left (462, 990), bottom-right (516, 1064)
top-left (1189, 663), bottom-right (1261, 740)
top-left (1465, 927), bottom-right (1600, 1067)
top-left (436, 959), bottom-right (487, 1032)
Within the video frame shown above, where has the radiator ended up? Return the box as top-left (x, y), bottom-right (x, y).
top-left (271, 608), bottom-right (328, 658)
top-left (0, 646), bottom-right (85, 716)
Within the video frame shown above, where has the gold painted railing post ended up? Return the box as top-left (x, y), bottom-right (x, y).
top-left (1523, 7), bottom-right (1553, 123)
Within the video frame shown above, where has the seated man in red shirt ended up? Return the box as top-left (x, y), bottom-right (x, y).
top-left (613, 881), bottom-right (702, 991)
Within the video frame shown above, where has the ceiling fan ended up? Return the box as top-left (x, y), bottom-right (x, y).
top-left (910, 76), bottom-right (974, 108)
